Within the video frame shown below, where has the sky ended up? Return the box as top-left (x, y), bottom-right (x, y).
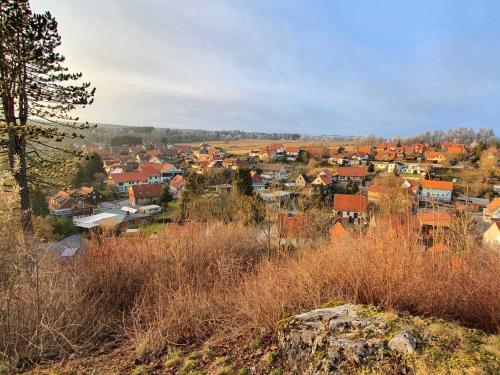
top-left (30, 0), bottom-right (500, 136)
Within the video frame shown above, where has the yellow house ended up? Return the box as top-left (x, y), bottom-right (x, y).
top-left (482, 222), bottom-right (500, 248)
top-left (295, 173), bottom-right (309, 189)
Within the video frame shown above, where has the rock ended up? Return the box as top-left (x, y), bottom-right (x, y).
top-left (388, 332), bottom-right (417, 354)
top-left (277, 304), bottom-right (385, 374)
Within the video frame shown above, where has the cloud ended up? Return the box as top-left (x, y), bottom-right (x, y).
top-left (30, 0), bottom-right (500, 136)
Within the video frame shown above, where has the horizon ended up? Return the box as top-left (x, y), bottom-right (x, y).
top-left (30, 0), bottom-right (500, 136)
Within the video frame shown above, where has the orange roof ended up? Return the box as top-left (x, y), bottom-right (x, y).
top-left (421, 180), bottom-right (453, 191)
top-left (425, 151), bottom-right (446, 160)
top-left (170, 175), bottom-right (185, 189)
top-left (486, 197), bottom-right (500, 213)
top-left (330, 222), bottom-right (347, 239)
top-left (417, 211), bottom-right (452, 227)
top-left (285, 146), bottom-right (300, 153)
top-left (337, 167), bottom-right (366, 177)
top-left (110, 171), bottom-right (148, 184)
top-left (334, 194), bottom-right (368, 213)
top-left (375, 151), bottom-right (396, 161)
top-left (447, 145), bottom-right (465, 155)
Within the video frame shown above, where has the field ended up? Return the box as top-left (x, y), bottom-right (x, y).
top-left (187, 139), bottom-right (350, 155)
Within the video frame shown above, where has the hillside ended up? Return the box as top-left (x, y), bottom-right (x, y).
top-left (21, 303), bottom-right (499, 374)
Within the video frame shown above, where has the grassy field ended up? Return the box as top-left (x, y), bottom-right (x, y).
top-left (140, 201), bottom-right (181, 232)
top-left (187, 139), bottom-right (350, 155)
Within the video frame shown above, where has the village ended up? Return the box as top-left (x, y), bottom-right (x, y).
top-left (44, 137), bottom-right (500, 255)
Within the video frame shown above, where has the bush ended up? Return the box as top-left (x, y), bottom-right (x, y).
top-left (1, 215), bottom-right (498, 367)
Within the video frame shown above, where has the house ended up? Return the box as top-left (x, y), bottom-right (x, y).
top-left (483, 197), bottom-right (500, 222)
top-left (335, 167), bottom-right (366, 184)
top-left (446, 144), bottom-right (466, 156)
top-left (329, 222), bottom-right (347, 240)
top-left (110, 171), bottom-right (148, 193)
top-left (417, 211), bottom-right (452, 229)
top-left (47, 191), bottom-right (95, 217)
top-left (169, 174), bottom-right (186, 197)
top-left (333, 194), bottom-right (368, 224)
top-left (250, 171), bottom-right (267, 191)
top-left (402, 163), bottom-right (422, 175)
top-left (295, 173), bottom-right (310, 189)
top-left (278, 213), bottom-right (307, 239)
top-left (312, 170), bottom-right (334, 187)
top-left (420, 180), bottom-right (454, 202)
top-left (425, 151), bottom-right (447, 164)
top-left (482, 222), bottom-right (500, 248)
top-left (328, 154), bottom-right (349, 166)
top-left (128, 183), bottom-right (164, 206)
top-left (375, 151), bottom-right (397, 162)
top-left (278, 165), bottom-right (288, 180)
top-left (285, 146), bottom-right (300, 161)
top-left (159, 163), bottom-right (183, 180)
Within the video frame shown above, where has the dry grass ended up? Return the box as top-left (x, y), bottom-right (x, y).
top-left (232, 225), bottom-right (500, 338)
top-left (187, 139), bottom-right (347, 155)
top-left (1, 218), bottom-right (499, 369)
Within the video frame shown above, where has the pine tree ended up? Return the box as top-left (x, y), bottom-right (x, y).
top-left (0, 0), bottom-right (95, 233)
top-left (159, 183), bottom-right (173, 208)
top-left (73, 152), bottom-right (106, 188)
top-left (232, 168), bottom-right (253, 196)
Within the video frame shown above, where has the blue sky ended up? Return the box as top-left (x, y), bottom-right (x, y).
top-left (31, 0), bottom-right (500, 136)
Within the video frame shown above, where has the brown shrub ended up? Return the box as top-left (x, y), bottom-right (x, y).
top-left (231, 224), bottom-right (500, 338)
top-left (1, 218), bottom-right (499, 367)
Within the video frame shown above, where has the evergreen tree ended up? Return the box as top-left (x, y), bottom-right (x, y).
top-left (159, 183), bottom-right (173, 208)
top-left (73, 152), bottom-right (106, 188)
top-left (1, 0), bottom-right (95, 232)
top-left (232, 168), bottom-right (253, 196)
top-left (30, 187), bottom-right (49, 216)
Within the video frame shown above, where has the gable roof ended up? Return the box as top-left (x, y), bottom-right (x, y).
top-left (486, 197), bottom-right (500, 213)
top-left (333, 194), bottom-right (368, 212)
top-left (417, 211), bottom-right (452, 227)
top-left (421, 180), bottom-right (454, 191)
top-left (425, 151), bottom-right (447, 160)
top-left (129, 184), bottom-right (164, 199)
top-left (337, 167), bottom-right (367, 177)
top-left (110, 171), bottom-right (148, 184)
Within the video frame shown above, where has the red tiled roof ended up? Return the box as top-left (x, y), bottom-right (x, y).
top-left (417, 211), bottom-right (452, 227)
top-left (425, 151), bottom-right (447, 160)
top-left (170, 175), bottom-right (185, 189)
top-left (110, 171), bottom-right (148, 184)
top-left (375, 151), bottom-right (397, 161)
top-left (333, 194), bottom-right (368, 212)
top-left (486, 197), bottom-right (500, 213)
top-left (337, 167), bottom-right (366, 177)
top-left (285, 146), bottom-right (300, 153)
top-left (421, 180), bottom-right (453, 191)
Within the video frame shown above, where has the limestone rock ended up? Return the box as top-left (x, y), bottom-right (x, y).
top-left (278, 304), bottom-right (386, 374)
top-left (388, 332), bottom-right (417, 354)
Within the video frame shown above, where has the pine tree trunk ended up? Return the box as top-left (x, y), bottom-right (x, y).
top-left (8, 128), bottom-right (33, 234)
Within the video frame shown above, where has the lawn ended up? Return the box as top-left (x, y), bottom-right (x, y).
top-left (139, 201), bottom-right (181, 232)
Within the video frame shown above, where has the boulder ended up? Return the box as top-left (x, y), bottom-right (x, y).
top-left (388, 332), bottom-right (417, 354)
top-left (278, 304), bottom-right (386, 374)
